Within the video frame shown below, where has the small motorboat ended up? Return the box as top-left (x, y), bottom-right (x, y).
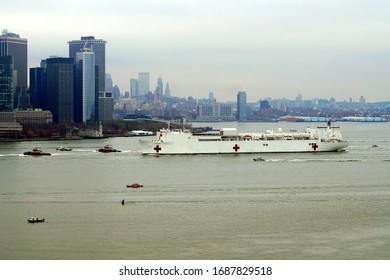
top-left (97, 145), bottom-right (121, 153)
top-left (27, 217), bottom-right (45, 223)
top-left (372, 144), bottom-right (379, 148)
top-left (24, 148), bottom-right (51, 156)
top-left (56, 146), bottom-right (72, 151)
top-left (127, 183), bottom-right (143, 188)
top-left (253, 157), bottom-right (265, 162)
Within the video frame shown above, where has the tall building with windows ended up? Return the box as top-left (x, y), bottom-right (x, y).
top-left (157, 76), bottom-right (163, 95)
top-left (46, 57), bottom-right (74, 123)
top-left (68, 36), bottom-right (106, 92)
top-left (98, 91), bottom-right (114, 122)
top-left (236, 91), bottom-right (247, 121)
top-left (130, 78), bottom-right (139, 98)
top-left (138, 72), bottom-right (150, 96)
top-left (29, 65), bottom-right (46, 110)
top-left (165, 82), bottom-right (171, 97)
top-left (75, 50), bottom-right (96, 123)
top-left (0, 55), bottom-right (14, 111)
top-left (0, 30), bottom-right (28, 108)
top-left (0, 30), bottom-right (27, 89)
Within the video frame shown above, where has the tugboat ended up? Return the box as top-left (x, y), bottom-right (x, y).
top-left (97, 145), bottom-right (121, 153)
top-left (27, 217), bottom-right (45, 223)
top-left (24, 147), bottom-right (51, 156)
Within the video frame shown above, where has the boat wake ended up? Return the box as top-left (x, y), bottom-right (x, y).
top-left (266, 158), bottom-right (362, 163)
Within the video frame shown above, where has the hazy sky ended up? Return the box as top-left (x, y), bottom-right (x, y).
top-left (2, 0), bottom-right (390, 102)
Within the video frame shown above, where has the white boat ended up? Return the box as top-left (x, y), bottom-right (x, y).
top-left (128, 130), bottom-right (153, 136)
top-left (139, 122), bottom-right (348, 155)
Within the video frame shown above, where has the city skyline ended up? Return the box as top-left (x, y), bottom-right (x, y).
top-left (2, 0), bottom-right (390, 102)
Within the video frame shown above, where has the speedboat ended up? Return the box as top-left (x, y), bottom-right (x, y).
top-left (127, 183), bottom-right (143, 188)
top-left (24, 148), bottom-right (51, 156)
top-left (97, 145), bottom-right (121, 153)
top-left (253, 157), bottom-right (265, 161)
top-left (27, 217), bottom-right (45, 223)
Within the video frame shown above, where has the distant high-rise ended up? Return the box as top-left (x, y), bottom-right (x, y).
top-left (75, 50), bottom-right (96, 123)
top-left (130, 78), bottom-right (139, 98)
top-left (68, 36), bottom-right (106, 92)
top-left (236, 91), bottom-right (247, 121)
top-left (105, 73), bottom-right (114, 94)
top-left (46, 57), bottom-right (74, 123)
top-left (165, 82), bottom-right (171, 97)
top-left (157, 76), bottom-right (163, 94)
top-left (260, 100), bottom-right (271, 111)
top-left (0, 55), bottom-right (14, 111)
top-left (138, 72), bottom-right (150, 96)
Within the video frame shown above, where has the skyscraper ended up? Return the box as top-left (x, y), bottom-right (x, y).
top-left (105, 73), bottom-right (114, 94)
top-left (138, 72), bottom-right (150, 96)
top-left (0, 30), bottom-right (28, 108)
top-left (46, 57), bottom-right (74, 123)
top-left (75, 50), bottom-right (96, 123)
top-left (68, 36), bottom-right (106, 92)
top-left (157, 76), bottom-right (163, 94)
top-left (165, 82), bottom-right (171, 97)
top-left (98, 91), bottom-right (114, 122)
top-left (0, 55), bottom-right (14, 111)
top-left (0, 30), bottom-right (27, 89)
top-left (236, 91), bottom-right (247, 121)
top-left (130, 78), bottom-right (139, 98)
top-left (29, 65), bottom-right (46, 110)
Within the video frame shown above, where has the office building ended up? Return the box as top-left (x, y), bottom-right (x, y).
top-left (196, 103), bottom-right (234, 121)
top-left (75, 50), bottom-right (96, 123)
top-left (165, 82), bottom-right (171, 97)
top-left (46, 57), bottom-right (74, 123)
top-left (105, 73), bottom-right (114, 94)
top-left (68, 36), bottom-right (106, 92)
top-left (236, 91), bottom-right (247, 121)
top-left (157, 76), bottom-right (163, 97)
top-left (130, 78), bottom-right (138, 98)
top-left (0, 55), bottom-right (14, 111)
top-left (138, 72), bottom-right (150, 96)
top-left (29, 66), bottom-right (46, 109)
top-left (98, 91), bottom-right (114, 122)
top-left (0, 30), bottom-right (27, 89)
top-left (0, 30), bottom-right (28, 108)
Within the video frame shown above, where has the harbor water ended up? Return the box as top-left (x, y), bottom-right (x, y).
top-left (0, 122), bottom-right (389, 260)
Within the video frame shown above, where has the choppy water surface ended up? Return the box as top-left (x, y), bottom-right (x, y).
top-left (0, 122), bottom-right (389, 259)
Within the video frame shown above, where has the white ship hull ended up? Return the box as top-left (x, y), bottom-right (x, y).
top-left (139, 123), bottom-right (348, 155)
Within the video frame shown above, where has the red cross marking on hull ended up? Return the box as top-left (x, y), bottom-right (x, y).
top-left (154, 145), bottom-right (162, 153)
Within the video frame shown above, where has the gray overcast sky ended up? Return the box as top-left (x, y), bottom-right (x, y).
top-left (2, 0), bottom-right (390, 102)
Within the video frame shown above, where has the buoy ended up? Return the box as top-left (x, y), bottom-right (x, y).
top-left (121, 199), bottom-right (124, 205)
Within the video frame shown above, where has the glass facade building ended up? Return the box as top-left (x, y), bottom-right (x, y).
top-left (75, 51), bottom-right (96, 123)
top-left (0, 55), bottom-right (14, 111)
top-left (138, 72), bottom-right (150, 96)
top-left (46, 57), bottom-right (74, 123)
top-left (68, 36), bottom-right (106, 92)
top-left (0, 30), bottom-right (27, 89)
top-left (236, 91), bottom-right (247, 121)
